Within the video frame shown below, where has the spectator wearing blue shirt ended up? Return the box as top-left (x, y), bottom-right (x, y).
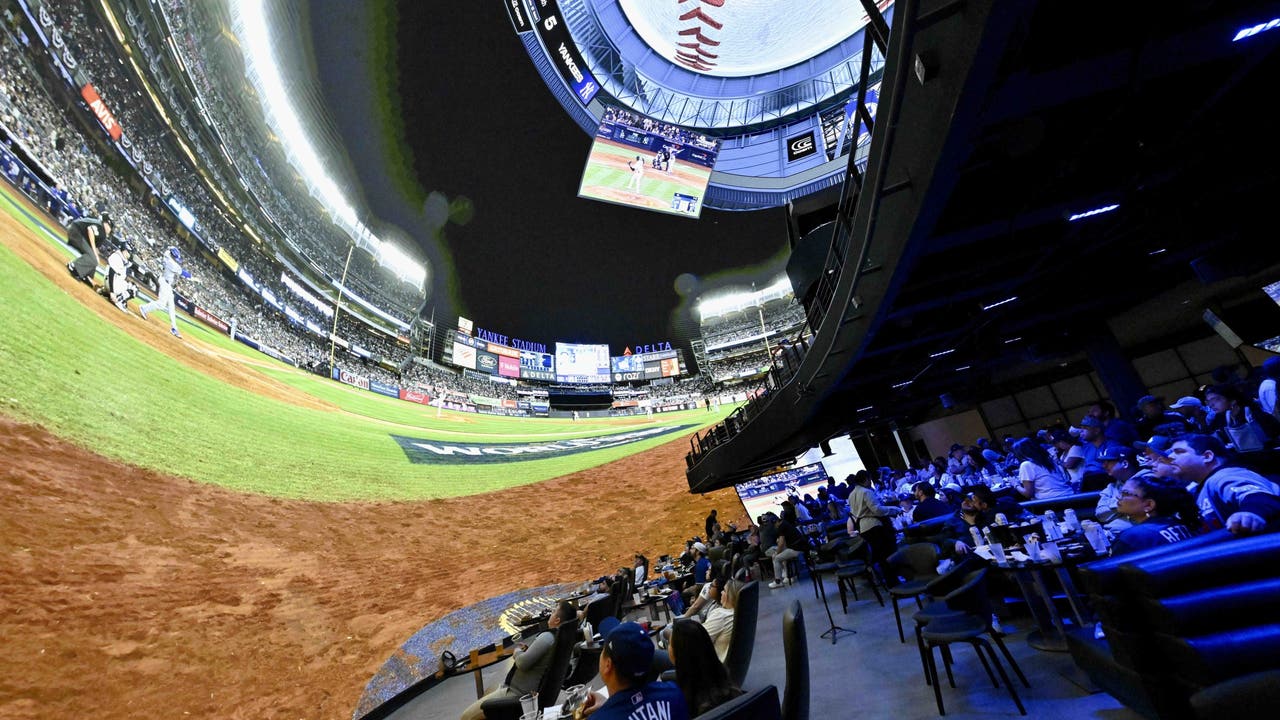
top-left (691, 543), bottom-right (710, 585)
top-left (578, 622), bottom-right (689, 720)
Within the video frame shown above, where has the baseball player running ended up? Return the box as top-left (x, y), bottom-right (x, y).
top-left (139, 245), bottom-right (191, 337)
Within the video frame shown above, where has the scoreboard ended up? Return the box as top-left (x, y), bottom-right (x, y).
top-left (447, 329), bottom-right (684, 385)
top-left (610, 349), bottom-right (681, 382)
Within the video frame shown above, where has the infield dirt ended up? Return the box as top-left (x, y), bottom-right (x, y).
top-left (0, 196), bottom-right (742, 718)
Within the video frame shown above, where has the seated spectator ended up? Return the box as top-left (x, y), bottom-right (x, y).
top-left (460, 600), bottom-right (577, 720)
top-left (1091, 400), bottom-right (1139, 447)
top-left (1169, 395), bottom-right (1209, 433)
top-left (1167, 434), bottom-right (1280, 536)
top-left (1135, 394), bottom-right (1190, 441)
top-left (579, 622), bottom-right (689, 720)
top-left (768, 513), bottom-right (812, 588)
top-left (910, 481), bottom-right (952, 523)
top-left (1051, 428), bottom-right (1087, 489)
top-left (1110, 475), bottom-right (1198, 555)
top-left (1203, 383), bottom-right (1280, 453)
top-left (633, 554), bottom-right (648, 586)
top-left (669, 619), bottom-right (743, 715)
top-left (1258, 357), bottom-right (1280, 420)
top-left (1095, 445), bottom-right (1138, 533)
top-left (700, 579), bottom-right (739, 662)
top-left (941, 485), bottom-right (1024, 556)
top-left (1012, 437), bottom-right (1075, 500)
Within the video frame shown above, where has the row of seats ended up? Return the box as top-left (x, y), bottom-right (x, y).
top-left (1070, 530), bottom-right (1280, 719)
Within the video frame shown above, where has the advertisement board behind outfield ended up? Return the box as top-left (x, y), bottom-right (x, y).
top-left (400, 388), bottom-right (432, 405)
top-left (336, 368), bottom-right (371, 390)
top-left (193, 305), bottom-right (229, 333)
top-left (369, 380), bottom-right (400, 398)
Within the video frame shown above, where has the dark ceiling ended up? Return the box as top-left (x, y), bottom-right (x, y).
top-left (687, 0), bottom-right (1280, 491)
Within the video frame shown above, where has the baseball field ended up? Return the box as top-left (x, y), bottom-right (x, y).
top-left (0, 182), bottom-right (742, 719)
top-left (578, 138), bottom-right (714, 217)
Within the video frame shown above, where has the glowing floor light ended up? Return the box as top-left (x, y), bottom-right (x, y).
top-left (1233, 17), bottom-right (1280, 42)
top-left (1068, 204), bottom-right (1119, 222)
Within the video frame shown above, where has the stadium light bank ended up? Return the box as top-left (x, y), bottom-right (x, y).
top-left (697, 276), bottom-right (793, 321)
top-left (229, 0), bottom-right (426, 290)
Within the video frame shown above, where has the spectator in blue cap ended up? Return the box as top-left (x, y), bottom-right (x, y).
top-left (577, 622), bottom-right (689, 719)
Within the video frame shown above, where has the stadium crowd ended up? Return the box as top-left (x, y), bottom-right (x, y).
top-left (3, 1), bottom-right (769, 412)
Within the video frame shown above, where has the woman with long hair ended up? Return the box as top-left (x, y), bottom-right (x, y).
top-left (1012, 437), bottom-right (1074, 500)
top-left (670, 618), bottom-right (742, 715)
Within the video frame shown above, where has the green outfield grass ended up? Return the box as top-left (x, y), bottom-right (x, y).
top-left (0, 185), bottom-right (728, 500)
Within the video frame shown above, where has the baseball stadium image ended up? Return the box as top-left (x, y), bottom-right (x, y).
top-left (3, 1), bottom-right (1277, 720)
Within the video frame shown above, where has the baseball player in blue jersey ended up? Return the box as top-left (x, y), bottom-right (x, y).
top-left (139, 246), bottom-right (191, 337)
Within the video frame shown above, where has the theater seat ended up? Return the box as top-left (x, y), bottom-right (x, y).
top-left (1071, 532), bottom-right (1280, 719)
top-left (693, 685), bottom-right (781, 720)
top-left (1019, 491), bottom-right (1101, 518)
top-left (723, 580), bottom-right (759, 688)
top-left (1190, 670), bottom-right (1280, 719)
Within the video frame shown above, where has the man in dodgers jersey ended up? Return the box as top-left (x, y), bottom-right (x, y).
top-left (578, 621), bottom-right (687, 720)
top-left (139, 245), bottom-right (192, 337)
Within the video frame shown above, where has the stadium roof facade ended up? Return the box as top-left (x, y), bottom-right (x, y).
top-left (509, 0), bottom-right (896, 210)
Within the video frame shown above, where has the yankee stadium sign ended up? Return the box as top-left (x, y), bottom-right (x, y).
top-left (392, 425), bottom-right (696, 465)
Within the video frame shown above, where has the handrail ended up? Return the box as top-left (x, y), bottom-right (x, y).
top-left (685, 0), bottom-right (917, 469)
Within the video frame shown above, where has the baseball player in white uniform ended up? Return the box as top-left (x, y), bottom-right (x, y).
top-left (139, 245), bottom-right (191, 337)
top-left (626, 154), bottom-right (646, 191)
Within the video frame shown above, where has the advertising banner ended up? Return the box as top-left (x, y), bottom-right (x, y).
top-left (786, 129), bottom-right (818, 162)
top-left (452, 342), bottom-right (477, 369)
top-left (193, 305), bottom-right (229, 333)
top-left (80, 84), bottom-right (122, 141)
top-left (498, 354), bottom-right (520, 378)
top-left (400, 388), bottom-right (432, 405)
top-left (216, 247), bottom-right (239, 272)
top-left (503, 0), bottom-right (531, 33)
top-left (369, 379), bottom-right (400, 398)
top-left (487, 342), bottom-right (520, 358)
top-left (338, 368), bottom-right (371, 390)
top-left (476, 350), bottom-right (500, 375)
top-left (533, 0), bottom-right (599, 105)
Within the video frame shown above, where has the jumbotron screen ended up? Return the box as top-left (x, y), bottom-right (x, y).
top-left (578, 106), bottom-right (720, 219)
top-left (555, 343), bottom-right (611, 384)
top-left (734, 462), bottom-right (829, 524)
top-left (610, 349), bottom-right (681, 382)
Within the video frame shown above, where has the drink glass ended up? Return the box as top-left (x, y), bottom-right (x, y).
top-left (989, 543), bottom-right (1008, 565)
top-left (520, 693), bottom-right (538, 717)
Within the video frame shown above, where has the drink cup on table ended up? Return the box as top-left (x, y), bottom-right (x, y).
top-left (1041, 541), bottom-right (1062, 563)
top-left (989, 542), bottom-right (1008, 565)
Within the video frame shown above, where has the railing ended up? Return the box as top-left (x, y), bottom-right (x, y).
top-left (686, 0), bottom-right (903, 469)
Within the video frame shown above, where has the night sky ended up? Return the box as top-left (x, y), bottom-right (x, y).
top-left (309, 1), bottom-right (787, 353)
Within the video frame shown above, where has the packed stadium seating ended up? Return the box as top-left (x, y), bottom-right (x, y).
top-left (1, 0), bottom-right (774, 413)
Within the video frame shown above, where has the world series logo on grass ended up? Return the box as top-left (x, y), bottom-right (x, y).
top-left (392, 425), bottom-right (697, 464)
